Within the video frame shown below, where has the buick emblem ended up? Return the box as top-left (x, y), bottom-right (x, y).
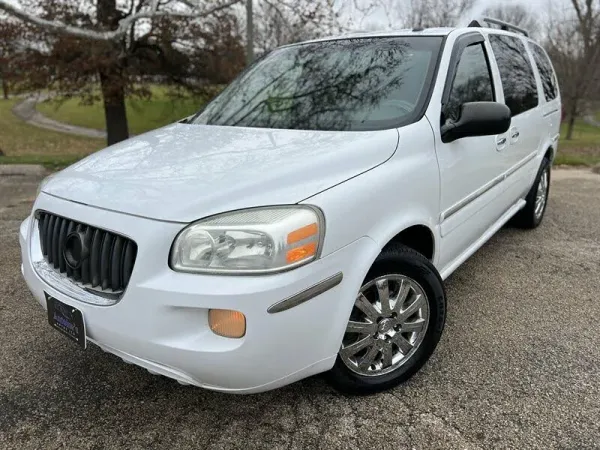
top-left (63, 231), bottom-right (89, 270)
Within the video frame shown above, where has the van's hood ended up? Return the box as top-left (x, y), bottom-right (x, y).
top-left (43, 124), bottom-right (398, 222)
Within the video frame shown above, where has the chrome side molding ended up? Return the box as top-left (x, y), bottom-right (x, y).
top-left (441, 150), bottom-right (538, 221)
top-left (267, 272), bottom-right (343, 314)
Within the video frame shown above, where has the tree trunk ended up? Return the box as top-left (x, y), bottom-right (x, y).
top-left (2, 78), bottom-right (8, 100)
top-left (99, 70), bottom-right (129, 145)
top-left (246, 0), bottom-right (254, 65)
top-left (97, 0), bottom-right (128, 146)
top-left (565, 100), bottom-right (577, 141)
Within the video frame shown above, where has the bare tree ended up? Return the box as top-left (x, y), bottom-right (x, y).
top-left (484, 4), bottom-right (539, 38)
top-left (337, 0), bottom-right (383, 30)
top-left (546, 0), bottom-right (600, 139)
top-left (379, 0), bottom-right (475, 29)
top-left (0, 0), bottom-right (242, 41)
top-left (250, 0), bottom-right (340, 54)
top-left (246, 0), bottom-right (254, 63)
top-left (0, 0), bottom-right (246, 145)
top-left (0, 21), bottom-right (20, 99)
top-left (0, 0), bottom-right (344, 144)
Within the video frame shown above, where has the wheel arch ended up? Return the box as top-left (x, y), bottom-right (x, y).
top-left (365, 213), bottom-right (439, 268)
top-left (341, 220), bottom-right (440, 316)
top-left (382, 224), bottom-right (436, 262)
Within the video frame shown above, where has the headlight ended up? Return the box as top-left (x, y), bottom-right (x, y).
top-left (36, 173), bottom-right (56, 197)
top-left (170, 206), bottom-right (324, 274)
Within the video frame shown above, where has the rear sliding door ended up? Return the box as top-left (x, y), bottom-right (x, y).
top-left (487, 34), bottom-right (543, 196)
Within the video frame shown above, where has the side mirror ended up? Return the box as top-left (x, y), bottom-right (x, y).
top-left (441, 102), bottom-right (511, 143)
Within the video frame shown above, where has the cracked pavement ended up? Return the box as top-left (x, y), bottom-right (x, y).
top-left (1, 167), bottom-right (599, 449)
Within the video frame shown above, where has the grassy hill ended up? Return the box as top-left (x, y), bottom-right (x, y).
top-left (37, 86), bottom-right (212, 135)
top-left (1, 88), bottom-right (599, 169)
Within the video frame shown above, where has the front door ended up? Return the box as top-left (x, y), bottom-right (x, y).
top-left (434, 33), bottom-right (507, 271)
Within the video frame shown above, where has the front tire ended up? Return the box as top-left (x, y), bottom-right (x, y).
top-left (326, 244), bottom-right (446, 395)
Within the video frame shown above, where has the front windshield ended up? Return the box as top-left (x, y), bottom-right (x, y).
top-left (191, 36), bottom-right (443, 131)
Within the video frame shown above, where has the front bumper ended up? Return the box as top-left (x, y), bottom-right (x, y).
top-left (19, 193), bottom-right (380, 393)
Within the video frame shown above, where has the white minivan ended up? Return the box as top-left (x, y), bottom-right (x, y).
top-left (20, 19), bottom-right (561, 394)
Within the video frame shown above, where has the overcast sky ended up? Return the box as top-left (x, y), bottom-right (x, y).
top-left (2, 0), bottom-right (573, 32)
top-left (339, 0), bottom-right (570, 30)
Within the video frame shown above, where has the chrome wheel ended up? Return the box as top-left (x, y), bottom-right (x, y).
top-left (534, 169), bottom-right (548, 220)
top-left (340, 275), bottom-right (430, 377)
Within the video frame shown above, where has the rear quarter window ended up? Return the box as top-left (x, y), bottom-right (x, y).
top-left (488, 34), bottom-right (539, 116)
top-left (530, 43), bottom-right (558, 101)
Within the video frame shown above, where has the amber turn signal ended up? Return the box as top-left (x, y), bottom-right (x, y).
top-left (287, 222), bottom-right (318, 244)
top-left (286, 242), bottom-right (317, 264)
top-left (209, 309), bottom-right (246, 338)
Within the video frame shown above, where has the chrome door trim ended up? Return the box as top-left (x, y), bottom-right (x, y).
top-left (441, 151), bottom-right (538, 222)
top-left (441, 176), bottom-right (504, 221)
top-left (504, 150), bottom-right (537, 178)
top-left (543, 108), bottom-right (560, 117)
top-left (267, 272), bottom-right (343, 314)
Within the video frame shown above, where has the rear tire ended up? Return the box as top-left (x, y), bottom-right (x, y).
top-left (326, 244), bottom-right (446, 395)
top-left (512, 157), bottom-right (551, 229)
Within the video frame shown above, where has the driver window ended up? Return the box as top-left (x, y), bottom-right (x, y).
top-left (444, 43), bottom-right (494, 123)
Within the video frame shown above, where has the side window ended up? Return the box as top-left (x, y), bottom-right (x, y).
top-left (489, 34), bottom-right (538, 116)
top-left (530, 44), bottom-right (558, 101)
top-left (445, 43), bottom-right (494, 122)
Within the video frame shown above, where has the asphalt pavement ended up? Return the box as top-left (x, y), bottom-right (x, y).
top-left (1, 166), bottom-right (599, 449)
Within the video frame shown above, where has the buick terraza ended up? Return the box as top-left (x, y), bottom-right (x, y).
top-left (20, 19), bottom-right (561, 394)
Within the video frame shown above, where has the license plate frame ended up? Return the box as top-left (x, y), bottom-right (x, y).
top-left (45, 294), bottom-right (87, 349)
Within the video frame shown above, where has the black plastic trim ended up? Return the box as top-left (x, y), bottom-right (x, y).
top-left (34, 210), bottom-right (137, 296)
top-left (267, 272), bottom-right (343, 314)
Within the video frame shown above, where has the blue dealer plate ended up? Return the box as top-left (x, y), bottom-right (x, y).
top-left (45, 294), bottom-right (87, 349)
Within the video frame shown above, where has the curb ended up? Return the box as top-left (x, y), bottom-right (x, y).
top-left (0, 164), bottom-right (48, 176)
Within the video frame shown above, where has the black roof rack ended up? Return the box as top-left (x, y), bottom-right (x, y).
top-left (468, 17), bottom-right (529, 37)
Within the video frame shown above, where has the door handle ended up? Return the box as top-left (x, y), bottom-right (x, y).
top-left (509, 126), bottom-right (520, 144)
top-left (496, 136), bottom-right (507, 151)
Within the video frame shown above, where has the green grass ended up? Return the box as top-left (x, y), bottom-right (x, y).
top-left (559, 121), bottom-right (600, 149)
top-left (0, 154), bottom-right (85, 170)
top-left (1, 85), bottom-right (214, 169)
top-left (554, 153), bottom-right (600, 166)
top-left (2, 90), bottom-right (600, 169)
top-left (0, 98), bottom-right (102, 169)
top-left (37, 86), bottom-right (211, 135)
top-left (556, 120), bottom-right (600, 166)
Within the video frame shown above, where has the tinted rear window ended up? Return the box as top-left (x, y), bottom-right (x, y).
top-left (530, 43), bottom-right (558, 101)
top-left (489, 34), bottom-right (538, 116)
top-left (191, 37), bottom-right (443, 131)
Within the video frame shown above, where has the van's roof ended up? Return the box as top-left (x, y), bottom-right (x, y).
top-left (334, 28), bottom-right (456, 38)
top-left (290, 28), bottom-right (453, 47)
top-left (286, 26), bottom-right (531, 48)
